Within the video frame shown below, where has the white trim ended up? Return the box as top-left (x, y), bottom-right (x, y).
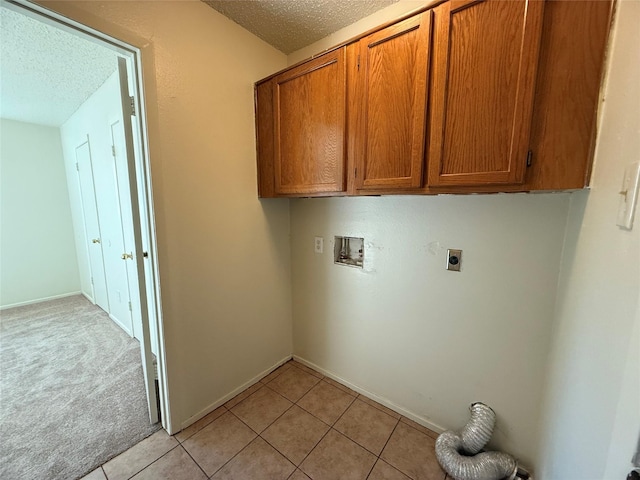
top-left (293, 355), bottom-right (446, 435)
top-left (2, 0), bottom-right (137, 56)
top-left (178, 355), bottom-right (292, 433)
top-left (109, 313), bottom-right (134, 337)
top-left (0, 291), bottom-right (82, 310)
top-left (81, 292), bottom-right (94, 304)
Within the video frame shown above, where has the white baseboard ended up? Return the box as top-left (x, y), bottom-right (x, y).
top-left (81, 291), bottom-right (94, 304)
top-left (109, 313), bottom-right (133, 337)
top-left (178, 354), bottom-right (293, 433)
top-left (0, 291), bottom-right (82, 310)
top-left (293, 355), bottom-right (446, 435)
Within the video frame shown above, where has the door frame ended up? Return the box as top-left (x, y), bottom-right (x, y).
top-left (2, 0), bottom-right (171, 431)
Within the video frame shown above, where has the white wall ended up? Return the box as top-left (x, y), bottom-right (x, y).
top-left (604, 307), bottom-right (640, 478)
top-left (41, 0), bottom-right (291, 432)
top-left (291, 194), bottom-right (569, 468)
top-left (536, 1), bottom-right (640, 477)
top-left (0, 118), bottom-right (80, 308)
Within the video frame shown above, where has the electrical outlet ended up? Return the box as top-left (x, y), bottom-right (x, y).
top-left (314, 236), bottom-right (324, 254)
top-left (447, 249), bottom-right (462, 271)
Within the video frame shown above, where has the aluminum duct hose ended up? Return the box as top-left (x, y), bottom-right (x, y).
top-left (460, 403), bottom-right (497, 455)
top-left (435, 403), bottom-right (518, 480)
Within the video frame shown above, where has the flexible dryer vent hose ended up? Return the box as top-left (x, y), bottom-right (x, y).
top-left (435, 403), bottom-right (518, 480)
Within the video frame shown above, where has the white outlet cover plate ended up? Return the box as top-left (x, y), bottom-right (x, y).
top-left (314, 236), bottom-right (323, 254)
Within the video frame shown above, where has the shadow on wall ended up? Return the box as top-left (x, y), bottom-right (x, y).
top-left (555, 190), bottom-right (589, 290)
top-left (259, 198), bottom-right (292, 282)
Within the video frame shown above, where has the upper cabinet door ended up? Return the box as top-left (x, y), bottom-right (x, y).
top-left (273, 49), bottom-right (346, 195)
top-left (427, 0), bottom-right (545, 187)
top-left (352, 12), bottom-right (432, 191)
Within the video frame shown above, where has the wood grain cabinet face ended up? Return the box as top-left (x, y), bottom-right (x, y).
top-left (427, 0), bottom-right (545, 187)
top-left (351, 12), bottom-right (432, 191)
top-left (273, 49), bottom-right (346, 195)
top-left (255, 0), bottom-right (611, 197)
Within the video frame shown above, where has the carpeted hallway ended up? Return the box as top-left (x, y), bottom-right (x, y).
top-left (0, 295), bottom-right (160, 480)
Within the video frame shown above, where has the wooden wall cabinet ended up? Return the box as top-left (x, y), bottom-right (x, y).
top-left (350, 12), bottom-right (432, 192)
top-left (426, 0), bottom-right (544, 188)
top-left (255, 0), bottom-right (613, 198)
top-left (258, 49), bottom-right (347, 197)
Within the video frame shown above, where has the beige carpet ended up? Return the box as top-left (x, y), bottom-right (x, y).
top-left (0, 295), bottom-right (160, 480)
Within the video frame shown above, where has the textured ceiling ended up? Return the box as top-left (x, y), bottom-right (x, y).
top-left (0, 6), bottom-right (118, 127)
top-left (0, 1), bottom-right (398, 127)
top-left (204, 0), bottom-right (400, 54)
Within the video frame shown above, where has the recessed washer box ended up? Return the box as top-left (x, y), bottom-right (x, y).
top-left (334, 236), bottom-right (364, 268)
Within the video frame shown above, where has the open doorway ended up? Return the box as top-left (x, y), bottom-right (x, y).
top-left (0, 1), bottom-right (167, 478)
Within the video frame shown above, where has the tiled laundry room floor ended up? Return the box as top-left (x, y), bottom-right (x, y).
top-left (82, 360), bottom-right (448, 480)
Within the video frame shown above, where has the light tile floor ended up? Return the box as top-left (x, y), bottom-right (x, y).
top-left (82, 360), bottom-right (448, 480)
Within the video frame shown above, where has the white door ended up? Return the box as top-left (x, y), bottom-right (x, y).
top-left (90, 119), bottom-right (134, 337)
top-left (75, 140), bottom-right (109, 311)
top-left (110, 119), bottom-right (142, 341)
top-left (117, 57), bottom-right (159, 424)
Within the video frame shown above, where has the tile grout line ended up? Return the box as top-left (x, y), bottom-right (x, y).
top-left (121, 443), bottom-right (181, 480)
top-left (294, 392), bottom-right (359, 474)
top-left (205, 412), bottom-right (297, 479)
top-left (283, 393), bottom-right (355, 463)
top-left (177, 442), bottom-right (210, 479)
top-left (224, 404), bottom-right (298, 472)
top-left (256, 380), bottom-right (360, 470)
top-left (205, 434), bottom-right (258, 479)
top-left (332, 397), bottom-right (401, 458)
top-left (293, 391), bottom-right (356, 429)
top-left (294, 420), bottom-right (335, 474)
top-left (261, 362), bottom-right (322, 400)
top-left (343, 415), bottom-right (401, 459)
top-left (365, 419), bottom-right (402, 480)
top-left (176, 406), bottom-right (229, 444)
top-left (214, 366), bottom-right (327, 474)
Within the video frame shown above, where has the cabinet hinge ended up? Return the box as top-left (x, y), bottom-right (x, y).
top-left (111, 145), bottom-right (116, 157)
top-left (354, 167), bottom-right (357, 179)
top-left (526, 150), bottom-right (533, 167)
top-left (75, 162), bottom-right (79, 171)
top-left (128, 301), bottom-right (132, 312)
top-left (357, 55), bottom-right (360, 71)
top-left (90, 276), bottom-right (94, 285)
top-left (129, 95), bottom-right (136, 116)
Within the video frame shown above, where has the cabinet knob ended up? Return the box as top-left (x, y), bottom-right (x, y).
top-left (121, 252), bottom-right (133, 260)
top-left (92, 238), bottom-right (101, 244)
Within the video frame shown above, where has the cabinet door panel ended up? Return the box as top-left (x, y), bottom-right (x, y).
top-left (354, 12), bottom-right (431, 190)
top-left (427, 0), bottom-right (544, 187)
top-left (526, 0), bottom-right (613, 190)
top-left (256, 80), bottom-right (275, 197)
top-left (274, 49), bottom-right (346, 195)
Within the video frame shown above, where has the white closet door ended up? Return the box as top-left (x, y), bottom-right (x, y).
top-left (110, 119), bottom-right (142, 341)
top-left (75, 140), bottom-right (109, 311)
top-left (92, 132), bottom-right (134, 337)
